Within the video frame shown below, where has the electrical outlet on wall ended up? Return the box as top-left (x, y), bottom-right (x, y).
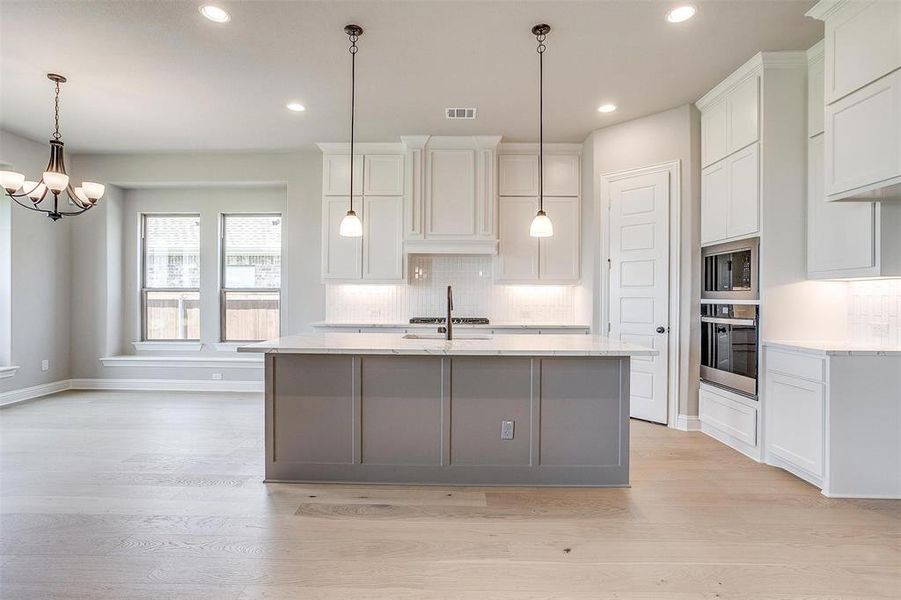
top-left (41, 359), bottom-right (49, 371)
top-left (211, 373), bottom-right (223, 380)
top-left (501, 420), bottom-right (514, 440)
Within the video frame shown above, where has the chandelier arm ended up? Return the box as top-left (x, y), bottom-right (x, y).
top-left (56, 206), bottom-right (91, 216)
top-left (7, 193), bottom-right (52, 214)
top-left (64, 184), bottom-right (89, 209)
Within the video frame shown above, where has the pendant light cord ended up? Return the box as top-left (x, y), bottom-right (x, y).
top-left (348, 30), bottom-right (359, 212)
top-left (536, 29), bottom-right (546, 212)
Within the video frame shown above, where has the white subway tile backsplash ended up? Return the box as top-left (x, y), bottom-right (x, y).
top-left (847, 279), bottom-right (901, 347)
top-left (325, 255), bottom-right (578, 324)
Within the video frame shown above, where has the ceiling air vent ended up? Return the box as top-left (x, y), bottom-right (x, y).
top-left (446, 107), bottom-right (477, 120)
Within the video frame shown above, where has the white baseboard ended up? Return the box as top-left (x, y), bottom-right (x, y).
top-left (0, 379), bottom-right (71, 407)
top-left (674, 414), bottom-right (702, 431)
top-left (70, 378), bottom-right (263, 393)
top-left (2, 378), bottom-right (263, 407)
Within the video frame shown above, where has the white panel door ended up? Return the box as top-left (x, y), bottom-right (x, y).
top-left (608, 170), bottom-right (670, 424)
top-left (496, 196), bottom-right (539, 282)
top-left (498, 155), bottom-right (539, 196)
top-left (363, 196), bottom-right (404, 281)
top-left (322, 196), bottom-right (362, 280)
top-left (363, 155), bottom-right (404, 196)
top-left (426, 149), bottom-right (476, 236)
top-left (539, 197), bottom-right (580, 282)
top-left (727, 143), bottom-right (760, 239)
top-left (701, 160), bottom-right (728, 245)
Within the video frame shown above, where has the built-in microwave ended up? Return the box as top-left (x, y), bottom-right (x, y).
top-left (702, 238), bottom-right (759, 301)
top-left (700, 303), bottom-right (759, 398)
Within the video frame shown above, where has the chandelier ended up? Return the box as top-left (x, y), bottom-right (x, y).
top-left (0, 74), bottom-right (105, 221)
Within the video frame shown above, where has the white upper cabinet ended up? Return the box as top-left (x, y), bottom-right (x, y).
top-left (809, 1), bottom-right (901, 201)
top-left (543, 155), bottom-right (581, 196)
top-left (808, 41), bottom-right (826, 137)
top-left (700, 143), bottom-right (759, 245)
top-left (323, 154), bottom-right (364, 196)
top-left (701, 160), bottom-right (729, 245)
top-left (700, 74), bottom-right (759, 167)
top-left (322, 196), bottom-right (363, 280)
top-left (539, 197), bottom-right (580, 282)
top-left (499, 155), bottom-right (539, 196)
top-left (812, 0), bottom-right (901, 104)
top-left (363, 195), bottom-right (404, 281)
top-left (403, 136), bottom-right (500, 254)
top-left (824, 69), bottom-right (901, 199)
top-left (363, 155), bottom-right (404, 196)
top-left (495, 196), bottom-right (539, 282)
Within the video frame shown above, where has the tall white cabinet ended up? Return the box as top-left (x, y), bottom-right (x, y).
top-left (318, 145), bottom-right (405, 282)
top-left (808, 0), bottom-right (901, 202)
top-left (495, 146), bottom-right (581, 283)
top-left (806, 40), bottom-right (901, 279)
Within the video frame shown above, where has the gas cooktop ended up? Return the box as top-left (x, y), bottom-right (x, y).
top-left (409, 317), bottom-right (490, 325)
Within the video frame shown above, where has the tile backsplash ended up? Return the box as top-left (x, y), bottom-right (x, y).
top-left (847, 279), bottom-right (901, 347)
top-left (325, 255), bottom-right (581, 324)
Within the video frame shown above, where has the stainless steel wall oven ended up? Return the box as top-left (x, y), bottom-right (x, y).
top-left (700, 303), bottom-right (759, 398)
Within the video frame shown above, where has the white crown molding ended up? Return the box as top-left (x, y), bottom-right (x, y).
top-left (807, 39), bottom-right (825, 63)
top-left (695, 52), bottom-right (807, 110)
top-left (498, 143), bottom-right (584, 155)
top-left (0, 379), bottom-right (70, 407)
top-left (70, 378), bottom-right (263, 393)
top-left (100, 355), bottom-right (263, 369)
top-left (675, 414), bottom-right (702, 432)
top-left (316, 142), bottom-right (406, 155)
top-left (806, 0), bottom-right (847, 21)
top-left (0, 365), bottom-right (19, 380)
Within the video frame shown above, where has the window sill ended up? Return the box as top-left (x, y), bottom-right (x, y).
top-left (132, 341), bottom-right (204, 352)
top-left (0, 366), bottom-right (20, 380)
top-left (101, 355), bottom-right (263, 369)
top-left (214, 343), bottom-right (249, 352)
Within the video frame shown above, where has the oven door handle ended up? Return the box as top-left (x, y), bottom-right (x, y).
top-left (700, 316), bottom-right (756, 326)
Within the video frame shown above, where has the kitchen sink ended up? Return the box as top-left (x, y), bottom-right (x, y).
top-left (402, 334), bottom-right (493, 341)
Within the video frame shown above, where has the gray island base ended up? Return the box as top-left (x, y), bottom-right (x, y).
top-left (241, 333), bottom-right (656, 487)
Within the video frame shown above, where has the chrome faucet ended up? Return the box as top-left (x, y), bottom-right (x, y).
top-left (445, 285), bottom-right (454, 340)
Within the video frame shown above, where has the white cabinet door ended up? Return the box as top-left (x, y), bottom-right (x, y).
top-left (363, 196), bottom-right (404, 281)
top-left (539, 197), bottom-right (580, 282)
top-left (824, 0), bottom-right (901, 103)
top-left (543, 155), bottom-right (580, 196)
top-left (426, 149), bottom-right (476, 236)
top-left (323, 155), bottom-right (364, 196)
top-left (807, 134), bottom-right (877, 278)
top-left (498, 155), bottom-right (538, 196)
top-left (322, 196), bottom-right (362, 280)
top-left (809, 50), bottom-right (825, 137)
top-left (825, 70), bottom-right (901, 198)
top-left (727, 143), bottom-right (760, 239)
top-left (702, 98), bottom-right (729, 167)
top-left (363, 155), bottom-right (404, 196)
top-left (728, 74), bottom-right (760, 154)
top-left (496, 197), bottom-right (539, 281)
top-left (701, 160), bottom-right (729, 245)
top-left (766, 372), bottom-right (825, 478)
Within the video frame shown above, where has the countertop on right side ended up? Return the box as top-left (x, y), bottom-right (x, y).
top-left (762, 340), bottom-right (901, 356)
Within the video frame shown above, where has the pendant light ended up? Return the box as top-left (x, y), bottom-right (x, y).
top-left (529, 24), bottom-right (553, 238)
top-left (339, 24), bottom-right (364, 238)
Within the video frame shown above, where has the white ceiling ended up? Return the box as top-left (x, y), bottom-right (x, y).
top-left (0, 1), bottom-right (822, 153)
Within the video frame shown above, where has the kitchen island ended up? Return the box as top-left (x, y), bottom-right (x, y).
top-left (240, 333), bottom-right (656, 486)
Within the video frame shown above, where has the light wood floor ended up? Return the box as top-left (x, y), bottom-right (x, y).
top-left (1, 390), bottom-right (898, 599)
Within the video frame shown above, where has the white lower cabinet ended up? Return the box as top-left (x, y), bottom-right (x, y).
top-left (699, 383), bottom-right (760, 460)
top-left (765, 371), bottom-right (825, 480)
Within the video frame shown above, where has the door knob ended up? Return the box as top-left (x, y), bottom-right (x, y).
top-left (656, 326), bottom-right (666, 334)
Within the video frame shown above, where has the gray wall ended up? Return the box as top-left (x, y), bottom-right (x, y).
top-left (580, 104), bottom-right (702, 417)
top-left (0, 130), bottom-right (73, 392)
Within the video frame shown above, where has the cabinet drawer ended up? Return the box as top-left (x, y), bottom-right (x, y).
top-left (699, 387), bottom-right (757, 447)
top-left (765, 349), bottom-right (825, 383)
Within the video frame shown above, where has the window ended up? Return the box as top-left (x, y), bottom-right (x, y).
top-left (221, 214), bottom-right (281, 341)
top-left (141, 214), bottom-right (201, 341)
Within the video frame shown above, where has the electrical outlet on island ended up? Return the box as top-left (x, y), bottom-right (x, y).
top-left (211, 373), bottom-right (223, 380)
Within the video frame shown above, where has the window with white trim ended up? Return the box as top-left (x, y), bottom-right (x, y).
top-left (141, 214), bottom-right (201, 341)
top-left (220, 214), bottom-right (281, 342)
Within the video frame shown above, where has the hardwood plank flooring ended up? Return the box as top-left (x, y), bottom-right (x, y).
top-left (1, 389), bottom-right (899, 599)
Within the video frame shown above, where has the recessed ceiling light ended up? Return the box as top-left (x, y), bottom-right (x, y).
top-left (200, 5), bottom-right (230, 23)
top-left (597, 103), bottom-right (617, 113)
top-left (666, 5), bottom-right (696, 23)
top-left (286, 102), bottom-right (306, 112)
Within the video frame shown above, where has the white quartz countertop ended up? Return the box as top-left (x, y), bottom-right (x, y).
top-left (763, 340), bottom-right (901, 356)
top-left (310, 321), bottom-right (590, 330)
top-left (239, 332), bottom-right (657, 357)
